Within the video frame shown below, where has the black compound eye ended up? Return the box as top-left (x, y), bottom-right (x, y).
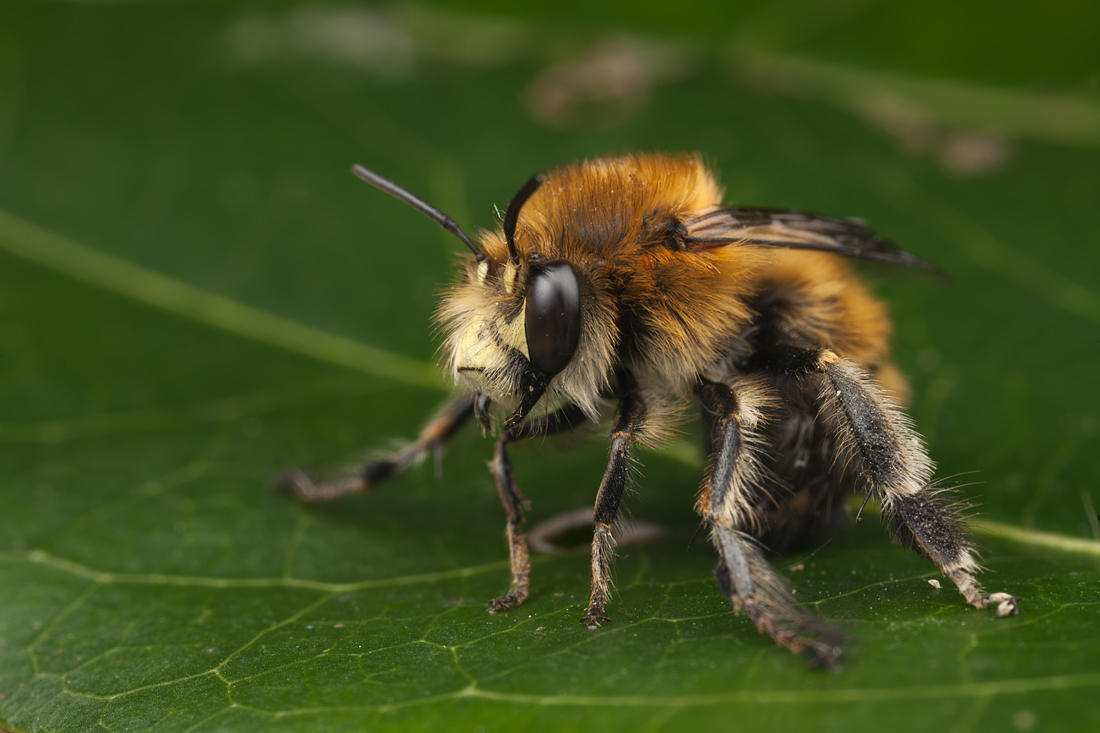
top-left (524, 261), bottom-right (582, 377)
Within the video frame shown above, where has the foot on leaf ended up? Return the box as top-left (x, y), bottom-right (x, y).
top-left (488, 594), bottom-right (524, 614)
top-left (802, 642), bottom-right (842, 671)
top-left (580, 613), bottom-right (612, 630)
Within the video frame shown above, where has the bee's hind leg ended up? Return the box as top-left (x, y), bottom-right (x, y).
top-left (759, 346), bottom-right (1019, 617)
top-left (697, 377), bottom-right (844, 667)
top-left (276, 393), bottom-right (476, 501)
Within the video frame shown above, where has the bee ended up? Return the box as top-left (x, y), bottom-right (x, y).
top-left (280, 153), bottom-right (1018, 667)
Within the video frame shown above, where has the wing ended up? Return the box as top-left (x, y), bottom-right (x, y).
top-left (684, 207), bottom-right (941, 274)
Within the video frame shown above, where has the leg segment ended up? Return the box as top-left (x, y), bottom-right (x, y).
top-left (581, 388), bottom-right (647, 628)
top-left (488, 403), bottom-right (590, 613)
top-left (487, 436), bottom-right (529, 613)
top-left (277, 393), bottom-right (475, 501)
top-left (697, 378), bottom-right (843, 667)
top-left (758, 345), bottom-right (1018, 616)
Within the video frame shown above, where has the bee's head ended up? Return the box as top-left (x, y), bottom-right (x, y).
top-left (351, 164), bottom-right (613, 429)
top-left (439, 174), bottom-right (614, 428)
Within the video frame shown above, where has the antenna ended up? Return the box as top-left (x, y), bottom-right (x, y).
top-left (351, 164), bottom-right (484, 262)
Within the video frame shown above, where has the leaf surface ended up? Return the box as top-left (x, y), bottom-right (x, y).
top-left (1, 2), bottom-right (1098, 731)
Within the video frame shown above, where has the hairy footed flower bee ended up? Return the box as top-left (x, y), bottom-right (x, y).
top-left (280, 153), bottom-right (1018, 667)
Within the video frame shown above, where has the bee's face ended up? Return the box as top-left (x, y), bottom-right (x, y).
top-left (439, 252), bottom-right (614, 425)
top-left (458, 258), bottom-right (583, 374)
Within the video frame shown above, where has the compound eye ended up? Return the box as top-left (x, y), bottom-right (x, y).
top-left (524, 261), bottom-right (582, 377)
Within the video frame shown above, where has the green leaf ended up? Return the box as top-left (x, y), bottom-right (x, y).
top-left (2, 2), bottom-right (1098, 731)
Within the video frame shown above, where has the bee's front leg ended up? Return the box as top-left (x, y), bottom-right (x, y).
top-left (277, 393), bottom-right (476, 501)
top-left (487, 403), bottom-right (589, 614)
top-left (487, 436), bottom-right (530, 612)
top-left (582, 387), bottom-right (647, 629)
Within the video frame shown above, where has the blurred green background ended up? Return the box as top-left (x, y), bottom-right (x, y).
top-left (1, 1), bottom-right (1098, 731)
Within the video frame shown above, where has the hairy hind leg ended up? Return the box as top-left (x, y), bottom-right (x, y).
top-left (696, 377), bottom-right (845, 667)
top-left (757, 346), bottom-right (1019, 617)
